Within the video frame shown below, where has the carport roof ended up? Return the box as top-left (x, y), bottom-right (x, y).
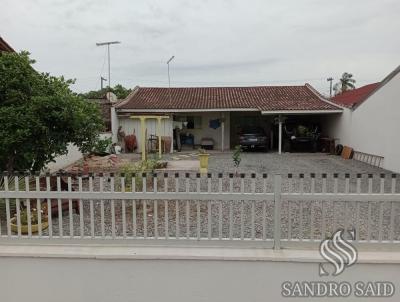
top-left (116, 84), bottom-right (342, 113)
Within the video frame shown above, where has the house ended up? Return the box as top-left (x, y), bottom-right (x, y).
top-left (325, 65), bottom-right (400, 172)
top-left (0, 36), bottom-right (15, 52)
top-left (113, 84), bottom-right (342, 155)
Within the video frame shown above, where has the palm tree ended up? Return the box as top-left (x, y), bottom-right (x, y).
top-left (333, 72), bottom-right (356, 95)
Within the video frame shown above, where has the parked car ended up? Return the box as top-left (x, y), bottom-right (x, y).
top-left (238, 126), bottom-right (268, 151)
top-left (283, 123), bottom-right (320, 152)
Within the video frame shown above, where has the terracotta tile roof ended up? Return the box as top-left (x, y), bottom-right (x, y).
top-left (331, 83), bottom-right (380, 108)
top-left (0, 37), bottom-right (15, 52)
top-left (117, 85), bottom-right (341, 112)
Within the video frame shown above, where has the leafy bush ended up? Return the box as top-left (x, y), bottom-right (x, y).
top-left (118, 158), bottom-right (166, 191)
top-left (90, 137), bottom-right (112, 155)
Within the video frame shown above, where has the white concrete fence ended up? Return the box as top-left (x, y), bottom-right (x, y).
top-left (1, 172), bottom-right (400, 250)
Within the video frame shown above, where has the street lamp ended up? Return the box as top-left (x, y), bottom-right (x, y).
top-left (167, 56), bottom-right (175, 102)
top-left (96, 41), bottom-right (121, 90)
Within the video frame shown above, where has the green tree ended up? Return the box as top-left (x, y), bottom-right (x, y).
top-left (0, 51), bottom-right (104, 172)
top-left (80, 84), bottom-right (131, 100)
top-left (333, 72), bottom-right (356, 95)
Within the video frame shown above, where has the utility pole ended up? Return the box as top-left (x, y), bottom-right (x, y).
top-left (327, 77), bottom-right (333, 97)
top-left (100, 77), bottom-right (107, 90)
top-left (96, 41), bottom-right (121, 90)
top-left (167, 56), bottom-right (175, 103)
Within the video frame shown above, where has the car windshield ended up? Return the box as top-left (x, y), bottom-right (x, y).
top-left (241, 126), bottom-right (264, 134)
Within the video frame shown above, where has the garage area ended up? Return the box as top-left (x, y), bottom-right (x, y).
top-left (230, 112), bottom-right (340, 153)
top-left (229, 112), bottom-right (273, 150)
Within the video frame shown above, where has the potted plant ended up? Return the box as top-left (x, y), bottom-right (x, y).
top-left (198, 148), bottom-right (210, 174)
top-left (10, 207), bottom-right (49, 234)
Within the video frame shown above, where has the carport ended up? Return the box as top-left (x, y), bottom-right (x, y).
top-left (262, 109), bottom-right (343, 154)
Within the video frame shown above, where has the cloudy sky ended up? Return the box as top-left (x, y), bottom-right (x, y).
top-left (1, 0), bottom-right (399, 95)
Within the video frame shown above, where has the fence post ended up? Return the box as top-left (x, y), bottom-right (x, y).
top-left (274, 174), bottom-right (282, 250)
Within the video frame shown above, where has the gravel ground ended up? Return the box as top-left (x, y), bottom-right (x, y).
top-left (2, 153), bottom-right (400, 242)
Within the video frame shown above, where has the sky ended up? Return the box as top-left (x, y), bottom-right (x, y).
top-left (1, 0), bottom-right (399, 95)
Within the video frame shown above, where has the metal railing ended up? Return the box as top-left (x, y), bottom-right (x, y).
top-left (1, 172), bottom-right (400, 249)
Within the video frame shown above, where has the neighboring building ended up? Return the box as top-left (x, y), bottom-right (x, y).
top-left (325, 65), bottom-right (400, 172)
top-left (114, 84), bottom-right (342, 153)
top-left (331, 82), bottom-right (380, 108)
top-left (0, 36), bottom-right (15, 52)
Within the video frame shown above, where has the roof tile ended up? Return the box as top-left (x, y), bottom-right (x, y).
top-left (117, 85), bottom-right (340, 111)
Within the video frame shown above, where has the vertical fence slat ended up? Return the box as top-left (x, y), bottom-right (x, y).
top-left (78, 176), bottom-right (84, 238)
top-left (379, 175), bottom-right (385, 242)
top-left (110, 174), bottom-right (116, 239)
top-left (100, 175), bottom-right (105, 239)
top-left (207, 200), bottom-right (212, 240)
top-left (321, 174), bottom-right (327, 239)
top-left (68, 176), bottom-right (73, 238)
top-left (164, 200), bottom-right (169, 239)
top-left (132, 199), bottom-right (137, 238)
top-left (4, 175), bottom-right (11, 237)
top-left (121, 176), bottom-right (126, 239)
top-left (154, 200), bottom-right (158, 239)
top-left (310, 174), bottom-right (315, 240)
top-left (46, 175), bottom-right (52, 238)
top-left (197, 200), bottom-right (201, 240)
top-left (173, 199), bottom-right (178, 239)
top-left (273, 175), bottom-right (282, 250)
top-left (143, 200), bottom-right (147, 238)
top-left (367, 175), bottom-right (373, 241)
top-left (356, 175), bottom-right (361, 242)
top-left (240, 200), bottom-right (244, 240)
top-left (186, 200), bottom-right (190, 239)
top-left (218, 200), bottom-right (223, 240)
top-left (56, 176), bottom-right (63, 237)
top-left (15, 176), bottom-right (21, 237)
top-left (333, 175), bottom-right (338, 233)
top-left (35, 176), bottom-right (42, 237)
top-left (25, 176), bottom-right (32, 238)
top-left (89, 175), bottom-right (94, 238)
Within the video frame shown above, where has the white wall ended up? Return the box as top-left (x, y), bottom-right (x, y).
top-left (111, 106), bottom-right (119, 143)
top-left (45, 143), bottom-right (82, 172)
top-left (325, 72), bottom-right (400, 172)
top-left (1, 249), bottom-right (399, 302)
top-left (45, 133), bottom-right (112, 172)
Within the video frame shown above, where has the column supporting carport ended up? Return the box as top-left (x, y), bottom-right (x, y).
top-left (278, 114), bottom-right (282, 154)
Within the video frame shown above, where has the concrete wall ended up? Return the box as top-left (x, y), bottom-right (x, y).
top-left (45, 133), bottom-right (112, 172)
top-left (46, 143), bottom-right (82, 172)
top-left (0, 246), bottom-right (399, 302)
top-left (325, 72), bottom-right (400, 172)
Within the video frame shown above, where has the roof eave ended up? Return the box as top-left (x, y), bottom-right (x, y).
top-left (261, 109), bottom-right (343, 115)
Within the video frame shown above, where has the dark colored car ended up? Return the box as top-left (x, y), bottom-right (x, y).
top-left (238, 126), bottom-right (268, 151)
top-left (283, 123), bottom-right (320, 152)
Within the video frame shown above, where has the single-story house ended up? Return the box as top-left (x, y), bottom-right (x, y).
top-left (0, 36), bottom-right (15, 52)
top-left (112, 84), bottom-right (343, 154)
top-left (325, 65), bottom-right (400, 172)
